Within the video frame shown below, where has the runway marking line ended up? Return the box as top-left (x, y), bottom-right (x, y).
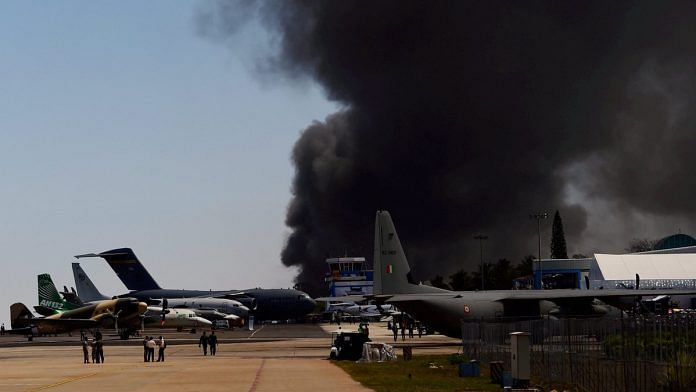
top-left (248, 358), bottom-right (266, 392)
top-left (27, 372), bottom-right (98, 391)
top-left (248, 324), bottom-right (265, 339)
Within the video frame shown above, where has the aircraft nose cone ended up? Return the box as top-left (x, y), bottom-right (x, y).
top-left (196, 317), bottom-right (212, 326)
top-left (304, 297), bottom-right (317, 313)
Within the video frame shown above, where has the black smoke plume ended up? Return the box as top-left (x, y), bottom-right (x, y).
top-left (200, 1), bottom-right (696, 296)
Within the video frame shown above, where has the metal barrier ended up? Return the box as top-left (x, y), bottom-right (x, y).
top-left (461, 314), bottom-right (696, 392)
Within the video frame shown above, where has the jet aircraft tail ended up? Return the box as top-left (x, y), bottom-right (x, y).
top-left (72, 263), bottom-right (111, 302)
top-left (75, 248), bottom-right (161, 291)
top-left (373, 211), bottom-right (449, 295)
top-left (10, 303), bottom-right (34, 329)
top-left (37, 274), bottom-right (79, 314)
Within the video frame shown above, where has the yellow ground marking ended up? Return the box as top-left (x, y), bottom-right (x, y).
top-left (27, 372), bottom-right (98, 391)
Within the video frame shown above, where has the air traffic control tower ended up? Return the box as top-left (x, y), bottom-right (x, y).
top-left (325, 257), bottom-right (374, 297)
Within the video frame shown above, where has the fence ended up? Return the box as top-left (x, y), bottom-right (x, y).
top-left (461, 314), bottom-right (696, 391)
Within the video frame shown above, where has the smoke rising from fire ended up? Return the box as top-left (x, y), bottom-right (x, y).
top-left (199, 1), bottom-right (696, 295)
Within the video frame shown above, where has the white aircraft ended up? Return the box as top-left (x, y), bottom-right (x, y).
top-left (143, 306), bottom-right (211, 329)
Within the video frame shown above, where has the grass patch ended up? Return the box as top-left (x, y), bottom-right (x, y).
top-left (333, 354), bottom-right (500, 392)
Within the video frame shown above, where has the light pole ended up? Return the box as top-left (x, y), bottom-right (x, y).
top-left (530, 212), bottom-right (548, 289)
top-left (473, 234), bottom-right (488, 290)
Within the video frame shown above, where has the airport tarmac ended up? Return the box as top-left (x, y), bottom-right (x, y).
top-left (0, 322), bottom-right (461, 391)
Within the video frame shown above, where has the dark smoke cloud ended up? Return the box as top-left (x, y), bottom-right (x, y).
top-left (200, 1), bottom-right (696, 295)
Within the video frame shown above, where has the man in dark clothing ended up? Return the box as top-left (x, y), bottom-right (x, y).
top-left (95, 338), bottom-right (104, 364)
top-left (1, 323), bottom-right (5, 335)
top-left (82, 338), bottom-right (90, 364)
top-left (208, 331), bottom-right (218, 356)
top-left (91, 338), bottom-right (97, 363)
top-left (143, 336), bottom-right (150, 362)
top-left (392, 324), bottom-right (398, 342)
top-left (199, 331), bottom-right (209, 356)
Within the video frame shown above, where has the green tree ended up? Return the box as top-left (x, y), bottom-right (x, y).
top-left (449, 269), bottom-right (476, 291)
top-left (626, 238), bottom-right (657, 253)
top-left (430, 275), bottom-right (450, 290)
top-left (515, 255), bottom-right (534, 277)
top-left (550, 210), bottom-right (568, 259)
top-left (490, 259), bottom-right (513, 289)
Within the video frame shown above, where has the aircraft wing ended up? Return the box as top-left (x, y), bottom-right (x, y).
top-left (208, 291), bottom-right (247, 300)
top-left (387, 289), bottom-right (696, 301)
top-left (316, 294), bottom-right (396, 303)
top-left (492, 289), bottom-right (696, 302)
top-left (315, 295), bottom-right (375, 303)
top-left (16, 318), bottom-right (101, 335)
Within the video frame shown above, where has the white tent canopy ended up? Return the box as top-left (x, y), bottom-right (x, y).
top-left (591, 253), bottom-right (696, 281)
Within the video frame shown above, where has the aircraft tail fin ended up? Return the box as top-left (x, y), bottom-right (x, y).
top-left (72, 263), bottom-right (110, 302)
top-left (37, 274), bottom-right (79, 312)
top-left (373, 211), bottom-right (448, 295)
top-left (10, 303), bottom-right (33, 329)
top-left (75, 248), bottom-right (161, 291)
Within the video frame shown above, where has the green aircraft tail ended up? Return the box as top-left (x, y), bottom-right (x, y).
top-left (37, 274), bottom-right (80, 313)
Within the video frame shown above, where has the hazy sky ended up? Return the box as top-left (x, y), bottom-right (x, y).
top-left (0, 1), bottom-right (336, 325)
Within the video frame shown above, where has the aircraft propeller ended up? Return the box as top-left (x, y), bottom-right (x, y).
top-left (161, 298), bottom-right (168, 324)
top-left (106, 309), bottom-right (123, 331)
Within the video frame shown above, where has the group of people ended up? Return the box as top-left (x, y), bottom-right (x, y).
top-left (81, 330), bottom-right (105, 364)
top-left (387, 319), bottom-right (422, 342)
top-left (198, 331), bottom-right (218, 356)
top-left (78, 330), bottom-right (221, 363)
top-left (143, 336), bottom-right (166, 362)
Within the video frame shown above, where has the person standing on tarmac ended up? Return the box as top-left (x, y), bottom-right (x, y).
top-left (208, 331), bottom-right (218, 356)
top-left (143, 336), bottom-right (150, 362)
top-left (147, 337), bottom-right (156, 362)
top-left (157, 336), bottom-right (166, 362)
top-left (95, 337), bottom-right (104, 364)
top-left (82, 337), bottom-right (90, 364)
top-left (91, 338), bottom-right (98, 363)
top-left (199, 331), bottom-right (209, 356)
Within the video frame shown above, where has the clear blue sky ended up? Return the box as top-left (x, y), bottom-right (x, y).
top-left (0, 1), bottom-right (336, 325)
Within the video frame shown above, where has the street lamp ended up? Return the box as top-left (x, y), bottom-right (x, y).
top-left (473, 234), bottom-right (488, 290)
top-left (529, 212), bottom-right (548, 289)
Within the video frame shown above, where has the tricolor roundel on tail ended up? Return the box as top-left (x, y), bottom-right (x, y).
top-left (373, 211), bottom-right (449, 295)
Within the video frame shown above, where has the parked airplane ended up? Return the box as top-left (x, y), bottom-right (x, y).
top-left (40, 271), bottom-right (211, 333)
top-left (10, 294), bottom-right (147, 338)
top-left (370, 210), bottom-right (696, 337)
top-left (31, 273), bottom-right (149, 337)
top-left (324, 301), bottom-right (397, 319)
top-left (72, 263), bottom-right (246, 327)
top-left (74, 249), bottom-right (316, 321)
top-left (141, 306), bottom-right (212, 330)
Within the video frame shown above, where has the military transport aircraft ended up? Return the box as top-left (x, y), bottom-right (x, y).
top-left (40, 271), bottom-right (211, 333)
top-left (72, 263), bottom-right (246, 327)
top-left (74, 249), bottom-right (316, 321)
top-left (10, 284), bottom-right (147, 338)
top-left (359, 211), bottom-right (696, 338)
